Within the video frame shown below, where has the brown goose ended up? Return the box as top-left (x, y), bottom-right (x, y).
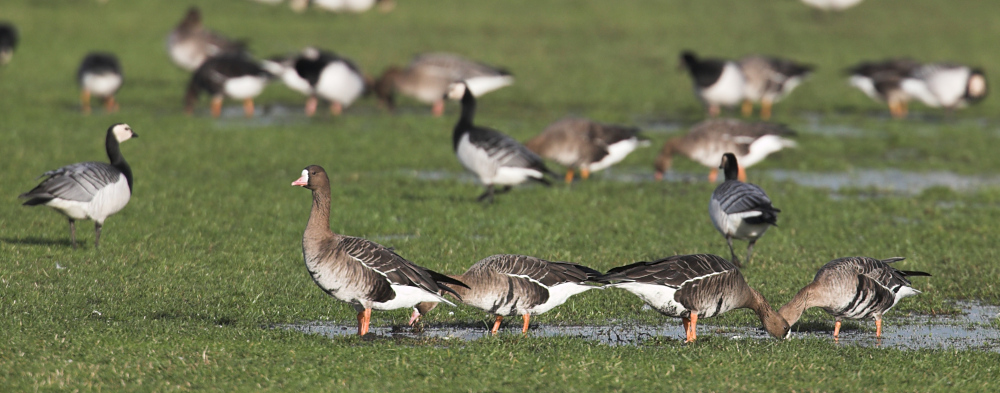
top-left (373, 52), bottom-right (513, 116)
top-left (778, 257), bottom-right (930, 339)
top-left (738, 55), bottom-right (813, 120)
top-left (167, 7), bottom-right (245, 72)
top-left (601, 254), bottom-right (789, 342)
top-left (412, 254), bottom-right (601, 335)
top-left (524, 117), bottom-right (649, 183)
top-left (292, 165), bottom-right (468, 336)
top-left (654, 119), bottom-right (796, 182)
top-left (847, 58), bottom-right (922, 119)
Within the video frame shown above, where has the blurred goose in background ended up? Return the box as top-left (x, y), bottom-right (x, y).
top-left (524, 117), bottom-right (649, 183)
top-left (901, 63), bottom-right (987, 113)
top-left (779, 257), bottom-right (930, 339)
top-left (800, 0), bottom-right (864, 11)
top-left (292, 165), bottom-right (468, 336)
top-left (19, 124), bottom-right (137, 249)
top-left (601, 254), bottom-right (790, 342)
top-left (185, 54), bottom-right (271, 118)
top-left (77, 52), bottom-right (123, 115)
top-left (679, 50), bottom-right (745, 117)
top-left (0, 22), bottom-right (17, 65)
top-left (411, 254), bottom-right (601, 334)
top-left (448, 82), bottom-right (557, 203)
top-left (294, 0), bottom-right (396, 13)
top-left (847, 58), bottom-right (921, 119)
top-left (263, 47), bottom-right (365, 116)
top-left (654, 119), bottom-right (796, 182)
top-left (709, 153), bottom-right (780, 266)
top-left (738, 55), bottom-right (814, 120)
top-left (167, 7), bottom-right (245, 72)
top-left (374, 52), bottom-right (513, 116)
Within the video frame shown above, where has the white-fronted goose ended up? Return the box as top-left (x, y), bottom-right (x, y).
top-left (411, 254), bottom-right (601, 334)
top-left (448, 82), bottom-right (557, 202)
top-left (263, 47), bottom-right (365, 116)
top-left (709, 153), bottom-right (779, 266)
top-left (847, 58), bottom-right (921, 119)
top-left (800, 0), bottom-right (864, 11)
top-left (374, 52), bottom-right (513, 116)
top-left (680, 51), bottom-right (745, 117)
top-left (525, 117), bottom-right (649, 183)
top-left (738, 55), bottom-right (813, 120)
top-left (310, 0), bottom-right (395, 12)
top-left (654, 119), bottom-right (796, 182)
top-left (20, 124), bottom-right (137, 249)
top-left (77, 52), bottom-right (124, 115)
top-left (779, 257), bottom-right (930, 339)
top-left (601, 254), bottom-right (789, 342)
top-left (292, 165), bottom-right (468, 336)
top-left (901, 63), bottom-right (987, 112)
top-left (167, 7), bottom-right (245, 72)
top-left (0, 22), bottom-right (17, 65)
top-left (184, 54), bottom-right (271, 118)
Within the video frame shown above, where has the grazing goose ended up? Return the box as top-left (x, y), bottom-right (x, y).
top-left (77, 52), bottom-right (124, 115)
top-left (901, 63), bottom-right (987, 112)
top-left (448, 82), bottom-right (557, 202)
top-left (292, 165), bottom-right (468, 336)
top-left (779, 257), bottom-right (930, 339)
top-left (263, 47), bottom-right (365, 116)
top-left (410, 254), bottom-right (602, 334)
top-left (800, 0), bottom-right (864, 11)
top-left (309, 0), bottom-right (396, 12)
top-left (601, 254), bottom-right (790, 342)
top-left (185, 54), bottom-right (271, 118)
top-left (654, 119), bottom-right (796, 182)
top-left (374, 52), bottom-right (513, 116)
top-left (709, 153), bottom-right (780, 266)
top-left (680, 51), bottom-right (745, 117)
top-left (524, 117), bottom-right (649, 183)
top-left (738, 55), bottom-right (814, 120)
top-left (19, 124), bottom-right (137, 249)
top-left (847, 58), bottom-right (921, 119)
top-left (0, 22), bottom-right (17, 65)
top-left (167, 7), bottom-right (245, 72)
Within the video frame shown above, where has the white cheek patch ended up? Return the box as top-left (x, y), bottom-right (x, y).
top-left (969, 75), bottom-right (987, 97)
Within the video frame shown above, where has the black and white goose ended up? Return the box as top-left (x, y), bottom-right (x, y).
top-left (847, 58), bottom-right (921, 119)
top-left (19, 124), bottom-right (137, 249)
top-left (167, 7), bottom-right (245, 72)
top-left (185, 54), bottom-right (271, 118)
top-left (709, 153), bottom-right (780, 266)
top-left (738, 55), bottom-right (814, 120)
top-left (374, 52), bottom-right (514, 116)
top-left (448, 82), bottom-right (557, 202)
top-left (654, 119), bottom-right (796, 182)
top-left (77, 52), bottom-right (124, 115)
top-left (901, 63), bottom-right (987, 112)
top-left (779, 256), bottom-right (930, 339)
top-left (800, 0), bottom-right (864, 11)
top-left (292, 165), bottom-right (468, 336)
top-left (524, 117), bottom-right (649, 183)
top-left (411, 254), bottom-right (601, 334)
top-left (263, 47), bottom-right (365, 116)
top-left (601, 254), bottom-right (790, 342)
top-left (680, 50), bottom-right (745, 117)
top-left (0, 22), bottom-right (17, 65)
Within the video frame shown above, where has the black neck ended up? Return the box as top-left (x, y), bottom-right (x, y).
top-left (722, 154), bottom-right (739, 181)
top-left (106, 130), bottom-right (133, 191)
top-left (452, 88), bottom-right (476, 151)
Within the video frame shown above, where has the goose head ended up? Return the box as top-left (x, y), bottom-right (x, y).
top-left (110, 123), bottom-right (137, 142)
top-left (291, 165), bottom-right (329, 191)
top-left (966, 69), bottom-right (988, 102)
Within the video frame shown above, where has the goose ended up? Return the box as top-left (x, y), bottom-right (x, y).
top-left (448, 82), bottom-right (557, 202)
top-left (778, 257), bottom-right (930, 339)
top-left (410, 254), bottom-right (602, 334)
top-left (292, 165), bottom-right (468, 336)
top-left (374, 52), bottom-right (513, 116)
top-left (309, 0), bottom-right (395, 12)
top-left (77, 52), bottom-right (124, 115)
top-left (800, 0), bottom-right (864, 11)
top-left (738, 55), bottom-right (814, 120)
top-left (654, 119), bottom-right (796, 182)
top-left (19, 123), bottom-right (137, 249)
top-left (847, 58), bottom-right (921, 119)
top-left (167, 7), bottom-right (245, 72)
top-left (262, 47), bottom-right (365, 116)
top-left (184, 54), bottom-right (271, 118)
top-left (901, 63), bottom-right (987, 112)
top-left (709, 153), bottom-right (780, 266)
top-left (0, 22), bottom-right (17, 65)
top-left (600, 254), bottom-right (789, 342)
top-left (524, 117), bottom-right (649, 183)
top-left (679, 51), bottom-right (745, 117)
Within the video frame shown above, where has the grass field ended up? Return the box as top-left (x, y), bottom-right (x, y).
top-left (2, 0), bottom-right (1000, 391)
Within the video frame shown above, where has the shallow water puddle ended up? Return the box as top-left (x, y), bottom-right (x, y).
top-left (766, 169), bottom-right (1000, 194)
top-left (280, 302), bottom-right (1000, 351)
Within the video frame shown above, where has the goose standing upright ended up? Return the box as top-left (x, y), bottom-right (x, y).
top-left (779, 257), bottom-right (930, 339)
top-left (185, 54), bottom-right (271, 118)
top-left (525, 117), bottom-right (649, 183)
top-left (20, 124), bottom-right (137, 249)
top-left (601, 254), bottom-right (789, 342)
top-left (448, 82), bottom-right (557, 202)
top-left (0, 22), bottom-right (17, 65)
top-left (374, 52), bottom-right (513, 116)
top-left (901, 63), bottom-right (987, 113)
top-left (680, 51), bottom-right (745, 117)
top-left (292, 165), bottom-right (468, 336)
top-left (709, 153), bottom-right (780, 266)
top-left (654, 119), bottom-right (796, 182)
top-left (738, 55), bottom-right (814, 120)
top-left (77, 52), bottom-right (124, 115)
top-left (167, 7), bottom-right (245, 71)
top-left (410, 254), bottom-right (601, 334)
top-left (846, 58), bottom-right (921, 119)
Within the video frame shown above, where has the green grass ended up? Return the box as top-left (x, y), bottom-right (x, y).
top-left (3, 0), bottom-right (1000, 391)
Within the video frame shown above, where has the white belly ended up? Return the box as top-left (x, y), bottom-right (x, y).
top-left (45, 176), bottom-right (131, 223)
top-left (315, 63), bottom-right (366, 105)
top-left (710, 200), bottom-right (771, 240)
top-left (741, 135), bottom-right (796, 167)
top-left (370, 285), bottom-right (453, 311)
top-left (224, 76), bottom-right (267, 100)
top-left (464, 75), bottom-right (514, 97)
top-left (700, 63), bottom-right (745, 106)
top-left (611, 282), bottom-right (687, 317)
top-left (492, 166), bottom-right (542, 186)
top-left (82, 73), bottom-right (123, 97)
top-left (529, 283), bottom-right (595, 315)
top-left (586, 138), bottom-right (641, 171)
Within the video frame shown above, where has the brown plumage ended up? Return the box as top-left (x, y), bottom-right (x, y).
top-left (373, 53), bottom-right (513, 116)
top-left (524, 117), bottom-right (648, 183)
top-left (846, 58), bottom-right (922, 119)
top-left (653, 119), bottom-right (796, 182)
top-left (167, 7), bottom-right (246, 72)
top-left (738, 55), bottom-right (813, 120)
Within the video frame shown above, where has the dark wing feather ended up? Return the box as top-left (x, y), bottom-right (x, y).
top-left (472, 254), bottom-right (601, 287)
top-left (20, 162), bottom-right (123, 204)
top-left (338, 237), bottom-right (449, 302)
top-left (711, 180), bottom-right (780, 222)
top-left (600, 254), bottom-right (736, 287)
top-left (469, 127), bottom-right (551, 171)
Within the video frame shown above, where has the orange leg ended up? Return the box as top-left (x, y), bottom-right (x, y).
top-left (581, 167), bottom-right (590, 180)
top-left (707, 168), bottom-right (719, 182)
top-left (521, 314), bottom-right (531, 334)
top-left (362, 308), bottom-right (372, 336)
top-left (875, 319), bottom-right (882, 338)
top-left (761, 100), bottom-right (773, 120)
top-left (737, 166), bottom-right (747, 182)
top-left (408, 309), bottom-right (421, 326)
top-left (210, 96), bottom-right (224, 118)
top-left (305, 96), bottom-right (318, 117)
top-left (741, 100), bottom-right (753, 117)
top-left (105, 96), bottom-right (119, 113)
top-left (686, 312), bottom-right (699, 342)
top-left (491, 315), bottom-right (503, 335)
top-left (708, 105), bottom-right (720, 117)
top-left (330, 101), bottom-right (343, 116)
top-left (564, 169), bottom-right (575, 184)
top-left (833, 320), bottom-right (841, 339)
top-left (889, 101), bottom-right (903, 119)
top-left (682, 317), bottom-right (691, 337)
top-left (900, 101), bottom-right (908, 118)
top-left (357, 309), bottom-right (366, 336)
top-left (243, 99), bottom-right (255, 118)
top-left (654, 171), bottom-right (664, 181)
top-left (81, 90), bottom-right (92, 115)
top-left (432, 100), bottom-right (445, 117)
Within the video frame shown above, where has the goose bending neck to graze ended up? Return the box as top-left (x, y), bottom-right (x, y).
top-left (167, 7), bottom-right (245, 71)
top-left (525, 117), bottom-right (649, 183)
top-left (709, 153), bottom-right (780, 266)
top-left (680, 51), bottom-right (745, 117)
top-left (654, 119), bottom-right (796, 182)
top-left (77, 52), bottom-right (124, 115)
top-left (901, 63), bottom-right (987, 113)
top-left (185, 54), bottom-right (271, 118)
top-left (0, 22), bottom-right (17, 65)
top-left (601, 254), bottom-right (789, 342)
top-left (374, 52), bottom-right (513, 116)
top-left (779, 257), bottom-right (930, 339)
top-left (846, 58), bottom-right (922, 119)
top-left (292, 165), bottom-right (468, 336)
top-left (263, 47), bottom-right (366, 116)
top-left (20, 124), bottom-right (137, 249)
top-left (738, 55), bottom-right (813, 120)
top-left (448, 82), bottom-right (557, 202)
top-left (411, 254), bottom-right (601, 334)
